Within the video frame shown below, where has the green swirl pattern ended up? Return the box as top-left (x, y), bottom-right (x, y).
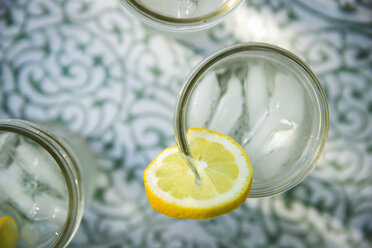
top-left (0, 0), bottom-right (371, 247)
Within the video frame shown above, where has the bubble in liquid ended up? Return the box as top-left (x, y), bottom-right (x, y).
top-left (177, 0), bottom-right (197, 18)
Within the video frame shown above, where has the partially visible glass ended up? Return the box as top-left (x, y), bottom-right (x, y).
top-left (174, 43), bottom-right (329, 197)
top-left (121, 0), bottom-right (244, 31)
top-left (0, 119), bottom-right (98, 247)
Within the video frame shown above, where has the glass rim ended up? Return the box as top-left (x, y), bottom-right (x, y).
top-left (174, 42), bottom-right (330, 198)
top-left (121, 0), bottom-right (243, 31)
top-left (0, 119), bottom-right (84, 247)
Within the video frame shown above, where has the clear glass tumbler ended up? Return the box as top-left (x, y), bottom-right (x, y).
top-left (174, 43), bottom-right (329, 197)
top-left (0, 119), bottom-right (97, 247)
top-left (121, 0), bottom-right (244, 31)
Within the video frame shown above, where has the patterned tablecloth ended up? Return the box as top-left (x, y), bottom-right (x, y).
top-left (1, 0), bottom-right (371, 247)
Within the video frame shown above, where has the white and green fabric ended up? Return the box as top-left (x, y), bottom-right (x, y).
top-left (0, 0), bottom-right (371, 247)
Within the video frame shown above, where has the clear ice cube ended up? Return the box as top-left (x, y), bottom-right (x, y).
top-left (187, 71), bottom-right (221, 128)
top-left (269, 72), bottom-right (305, 124)
top-left (177, 0), bottom-right (197, 17)
top-left (0, 133), bottom-right (68, 226)
top-left (243, 71), bottom-right (305, 175)
top-left (15, 139), bottom-right (66, 196)
top-left (33, 195), bottom-right (68, 224)
top-left (261, 119), bottom-right (297, 155)
top-left (253, 146), bottom-right (293, 183)
top-left (243, 114), bottom-right (276, 163)
top-left (0, 162), bottom-right (35, 212)
top-left (244, 63), bottom-right (269, 128)
top-left (208, 74), bottom-right (243, 135)
top-left (0, 133), bottom-right (18, 166)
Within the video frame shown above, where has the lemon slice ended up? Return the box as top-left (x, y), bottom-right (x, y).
top-left (0, 216), bottom-right (19, 248)
top-left (144, 128), bottom-right (253, 219)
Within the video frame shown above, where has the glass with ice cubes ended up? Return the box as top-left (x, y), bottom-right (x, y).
top-left (0, 119), bottom-right (97, 247)
top-left (174, 43), bottom-right (329, 197)
top-left (121, 0), bottom-right (243, 31)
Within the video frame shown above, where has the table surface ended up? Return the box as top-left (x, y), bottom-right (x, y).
top-left (0, 0), bottom-right (371, 247)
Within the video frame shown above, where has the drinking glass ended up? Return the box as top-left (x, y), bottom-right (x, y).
top-left (121, 0), bottom-right (244, 31)
top-left (174, 43), bottom-right (329, 197)
top-left (0, 119), bottom-right (97, 247)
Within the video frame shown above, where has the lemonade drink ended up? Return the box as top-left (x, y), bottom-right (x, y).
top-left (0, 120), bottom-right (97, 247)
top-left (121, 0), bottom-right (243, 30)
top-left (144, 44), bottom-right (328, 218)
top-left (187, 57), bottom-right (313, 183)
top-left (174, 43), bottom-right (329, 197)
top-left (135, 0), bottom-right (232, 18)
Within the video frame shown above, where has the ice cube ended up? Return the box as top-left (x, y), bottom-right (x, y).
top-left (269, 72), bottom-right (305, 123)
top-left (208, 74), bottom-right (243, 135)
top-left (260, 119), bottom-right (297, 155)
top-left (15, 139), bottom-right (66, 196)
top-left (0, 133), bottom-right (19, 165)
top-left (33, 195), bottom-right (68, 225)
top-left (252, 146), bottom-right (293, 183)
top-left (243, 113), bottom-right (279, 163)
top-left (177, 0), bottom-right (197, 17)
top-left (0, 135), bottom-right (68, 224)
top-left (0, 163), bottom-right (35, 212)
top-left (187, 71), bottom-right (221, 128)
top-left (243, 72), bottom-right (305, 166)
top-left (0, 160), bottom-right (68, 223)
top-left (244, 63), bottom-right (269, 128)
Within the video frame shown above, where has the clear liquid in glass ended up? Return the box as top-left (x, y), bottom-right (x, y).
top-left (136, 0), bottom-right (231, 18)
top-left (0, 132), bottom-right (68, 248)
top-left (185, 55), bottom-right (317, 185)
